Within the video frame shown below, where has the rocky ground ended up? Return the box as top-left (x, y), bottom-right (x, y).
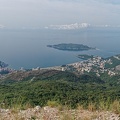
top-left (0, 106), bottom-right (119, 120)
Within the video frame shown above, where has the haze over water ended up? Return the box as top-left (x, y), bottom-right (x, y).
top-left (0, 28), bottom-right (120, 69)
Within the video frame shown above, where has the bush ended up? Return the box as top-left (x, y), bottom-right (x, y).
top-left (47, 101), bottom-right (59, 107)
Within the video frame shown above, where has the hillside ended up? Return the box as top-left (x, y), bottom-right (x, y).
top-left (0, 54), bottom-right (120, 119)
top-left (0, 69), bottom-right (120, 111)
top-left (0, 61), bottom-right (12, 75)
top-left (0, 61), bottom-right (8, 68)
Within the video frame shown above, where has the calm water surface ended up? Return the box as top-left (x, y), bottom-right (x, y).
top-left (0, 28), bottom-right (120, 69)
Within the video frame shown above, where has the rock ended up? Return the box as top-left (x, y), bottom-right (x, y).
top-left (35, 106), bottom-right (41, 110)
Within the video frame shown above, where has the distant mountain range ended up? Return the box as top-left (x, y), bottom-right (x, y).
top-left (45, 23), bottom-right (90, 30)
top-left (45, 23), bottom-right (120, 30)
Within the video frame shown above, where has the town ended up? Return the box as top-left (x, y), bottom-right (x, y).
top-left (40, 55), bottom-right (120, 77)
top-left (1, 54), bottom-right (120, 78)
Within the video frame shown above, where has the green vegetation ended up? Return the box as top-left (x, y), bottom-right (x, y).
top-left (78, 54), bottom-right (94, 60)
top-left (105, 55), bottom-right (120, 68)
top-left (47, 43), bottom-right (95, 51)
top-left (0, 69), bottom-right (120, 111)
top-left (0, 61), bottom-right (8, 68)
top-left (0, 70), bottom-right (9, 75)
top-left (0, 61), bottom-right (10, 75)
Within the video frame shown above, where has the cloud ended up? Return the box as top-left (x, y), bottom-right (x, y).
top-left (97, 0), bottom-right (120, 5)
top-left (0, 0), bottom-right (120, 28)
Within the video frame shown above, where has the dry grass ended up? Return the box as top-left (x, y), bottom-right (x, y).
top-left (111, 100), bottom-right (120, 114)
top-left (0, 103), bottom-right (119, 120)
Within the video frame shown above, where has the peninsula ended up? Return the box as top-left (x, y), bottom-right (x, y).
top-left (47, 43), bottom-right (95, 51)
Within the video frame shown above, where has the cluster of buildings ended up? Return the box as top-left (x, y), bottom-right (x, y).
top-left (60, 56), bottom-right (117, 76)
top-left (2, 55), bottom-right (119, 78)
top-left (38, 55), bottom-right (119, 77)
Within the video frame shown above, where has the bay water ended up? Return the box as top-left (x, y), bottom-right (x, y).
top-left (0, 28), bottom-right (120, 69)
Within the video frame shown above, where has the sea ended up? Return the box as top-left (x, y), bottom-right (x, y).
top-left (0, 28), bottom-right (120, 69)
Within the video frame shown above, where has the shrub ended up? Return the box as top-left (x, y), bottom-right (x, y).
top-left (47, 101), bottom-right (59, 107)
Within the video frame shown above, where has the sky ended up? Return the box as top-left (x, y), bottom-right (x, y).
top-left (0, 0), bottom-right (120, 28)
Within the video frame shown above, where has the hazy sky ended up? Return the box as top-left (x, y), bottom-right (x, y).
top-left (0, 0), bottom-right (120, 28)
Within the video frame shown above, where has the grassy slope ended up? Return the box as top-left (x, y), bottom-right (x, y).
top-left (0, 70), bottom-right (120, 109)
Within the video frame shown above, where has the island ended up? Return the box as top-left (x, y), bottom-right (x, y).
top-left (47, 43), bottom-right (95, 51)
